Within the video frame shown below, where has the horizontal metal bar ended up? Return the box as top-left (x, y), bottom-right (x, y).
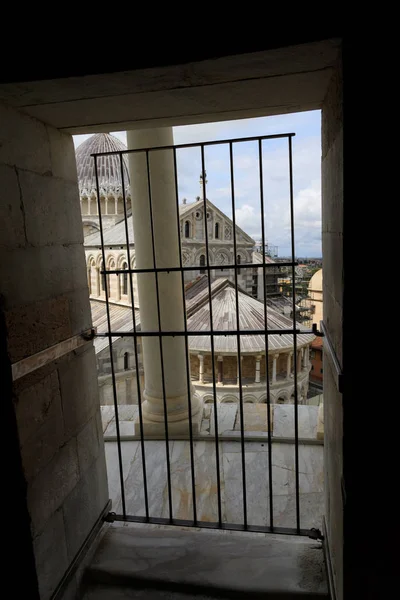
top-left (95, 327), bottom-right (313, 338)
top-left (12, 328), bottom-right (96, 381)
top-left (91, 132), bottom-right (296, 158)
top-left (103, 434), bottom-right (324, 445)
top-left (320, 320), bottom-right (343, 393)
top-left (110, 514), bottom-right (310, 537)
top-left (100, 262), bottom-right (295, 275)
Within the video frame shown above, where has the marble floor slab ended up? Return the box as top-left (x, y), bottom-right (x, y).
top-left (101, 402), bottom-right (321, 441)
top-left (105, 439), bottom-right (324, 531)
top-left (169, 441), bottom-right (224, 523)
top-left (234, 404), bottom-right (270, 432)
top-left (122, 441), bottom-right (173, 518)
top-left (273, 405), bottom-right (319, 439)
top-left (84, 525), bottom-right (328, 597)
top-left (209, 403), bottom-right (237, 435)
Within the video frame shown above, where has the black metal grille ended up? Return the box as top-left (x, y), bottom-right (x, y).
top-left (92, 132), bottom-right (317, 538)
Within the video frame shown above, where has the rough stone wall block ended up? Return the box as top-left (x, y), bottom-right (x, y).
top-left (1, 102), bottom-right (108, 599)
top-left (321, 50), bottom-right (343, 600)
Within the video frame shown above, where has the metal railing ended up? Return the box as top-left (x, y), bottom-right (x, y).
top-left (92, 132), bottom-right (321, 539)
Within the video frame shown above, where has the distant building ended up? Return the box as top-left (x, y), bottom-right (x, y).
top-left (299, 268), bottom-right (323, 328)
top-left (308, 269), bottom-right (323, 327)
top-left (92, 276), bottom-right (314, 406)
top-left (78, 133), bottom-right (286, 306)
top-left (300, 269), bottom-right (323, 383)
top-left (76, 133), bottom-right (315, 406)
top-left (310, 337), bottom-right (323, 385)
top-left (76, 133), bottom-right (131, 237)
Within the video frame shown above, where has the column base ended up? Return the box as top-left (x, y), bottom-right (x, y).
top-left (133, 407), bottom-right (203, 438)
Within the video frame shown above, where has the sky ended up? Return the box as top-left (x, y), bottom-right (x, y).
top-left (73, 110), bottom-right (321, 257)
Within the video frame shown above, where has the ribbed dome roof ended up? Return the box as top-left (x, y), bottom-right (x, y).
top-left (75, 133), bottom-right (130, 197)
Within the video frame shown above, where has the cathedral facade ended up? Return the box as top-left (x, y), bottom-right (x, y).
top-left (76, 133), bottom-right (313, 406)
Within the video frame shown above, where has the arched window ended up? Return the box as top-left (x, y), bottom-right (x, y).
top-left (200, 254), bottom-right (206, 274)
top-left (88, 265), bottom-right (92, 294)
top-left (122, 261), bottom-right (128, 296)
top-left (184, 221), bottom-right (190, 238)
top-left (108, 259), bottom-right (115, 299)
top-left (215, 222), bottom-right (219, 239)
top-left (100, 261), bottom-right (106, 292)
top-left (124, 352), bottom-right (129, 371)
top-left (237, 254), bottom-right (241, 275)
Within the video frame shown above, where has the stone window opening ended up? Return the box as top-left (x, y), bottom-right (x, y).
top-left (184, 220), bottom-right (191, 238)
top-left (122, 261), bottom-right (128, 295)
top-left (237, 254), bottom-right (241, 275)
top-left (124, 352), bottom-right (129, 370)
top-left (200, 254), bottom-right (206, 274)
top-left (1, 42), bottom-right (349, 600)
top-left (215, 222), bottom-right (219, 239)
top-left (100, 261), bottom-right (106, 293)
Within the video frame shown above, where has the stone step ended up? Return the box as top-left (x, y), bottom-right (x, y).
top-left (82, 584), bottom-right (232, 599)
top-left (81, 524), bottom-right (328, 599)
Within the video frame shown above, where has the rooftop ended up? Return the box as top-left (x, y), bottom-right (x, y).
top-left (85, 214), bottom-right (134, 246)
top-left (91, 300), bottom-right (140, 354)
top-left (186, 278), bottom-right (314, 354)
top-left (75, 133), bottom-right (130, 197)
top-left (90, 277), bottom-right (314, 356)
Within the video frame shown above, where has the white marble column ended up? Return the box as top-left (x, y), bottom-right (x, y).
top-left (88, 197), bottom-right (91, 216)
top-left (127, 127), bottom-right (201, 436)
top-left (286, 352), bottom-right (292, 380)
top-left (255, 355), bottom-right (261, 383)
top-left (198, 354), bottom-right (204, 383)
top-left (272, 353), bottom-right (279, 384)
top-left (114, 196), bottom-right (118, 214)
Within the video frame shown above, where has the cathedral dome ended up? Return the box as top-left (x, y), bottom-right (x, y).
top-left (308, 268), bottom-right (323, 293)
top-left (75, 133), bottom-right (130, 197)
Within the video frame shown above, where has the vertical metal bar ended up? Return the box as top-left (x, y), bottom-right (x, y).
top-left (119, 153), bottom-right (149, 520)
top-left (173, 148), bottom-right (197, 524)
top-left (258, 139), bottom-right (274, 529)
top-left (200, 145), bottom-right (223, 526)
top-left (145, 150), bottom-right (173, 523)
top-left (288, 136), bottom-right (301, 533)
top-left (94, 157), bottom-right (126, 518)
top-left (229, 142), bottom-right (247, 529)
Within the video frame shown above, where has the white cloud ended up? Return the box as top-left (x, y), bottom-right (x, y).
top-left (235, 204), bottom-right (261, 238)
top-left (72, 111), bottom-right (322, 256)
top-left (294, 179), bottom-right (322, 229)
